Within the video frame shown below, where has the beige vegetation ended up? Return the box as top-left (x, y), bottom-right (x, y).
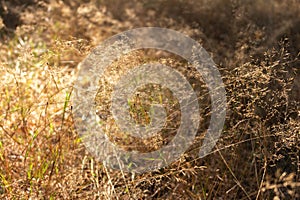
top-left (0, 0), bottom-right (299, 199)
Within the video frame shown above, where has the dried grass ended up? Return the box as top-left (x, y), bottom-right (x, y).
top-left (0, 0), bottom-right (299, 199)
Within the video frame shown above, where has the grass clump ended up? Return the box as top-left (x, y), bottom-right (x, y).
top-left (0, 0), bottom-right (299, 199)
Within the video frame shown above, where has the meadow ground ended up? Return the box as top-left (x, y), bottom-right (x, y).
top-left (0, 0), bottom-right (299, 199)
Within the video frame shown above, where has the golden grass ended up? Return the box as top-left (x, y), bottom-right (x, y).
top-left (0, 0), bottom-right (299, 199)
